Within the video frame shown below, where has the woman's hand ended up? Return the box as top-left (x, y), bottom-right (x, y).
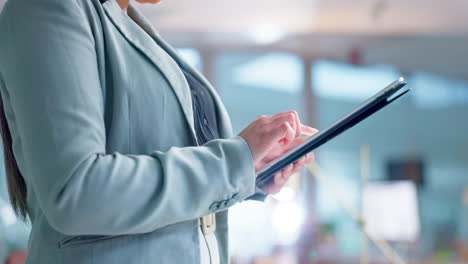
top-left (261, 136), bottom-right (316, 194)
top-left (238, 111), bottom-right (318, 194)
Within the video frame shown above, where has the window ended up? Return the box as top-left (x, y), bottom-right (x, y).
top-left (215, 52), bottom-right (304, 133)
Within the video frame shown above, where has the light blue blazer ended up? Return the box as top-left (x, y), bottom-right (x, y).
top-left (0, 0), bottom-right (265, 263)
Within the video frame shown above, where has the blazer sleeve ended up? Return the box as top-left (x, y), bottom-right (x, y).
top-left (0, 0), bottom-right (256, 235)
top-left (246, 187), bottom-right (268, 201)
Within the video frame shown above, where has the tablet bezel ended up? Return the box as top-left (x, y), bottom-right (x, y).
top-left (256, 77), bottom-right (409, 187)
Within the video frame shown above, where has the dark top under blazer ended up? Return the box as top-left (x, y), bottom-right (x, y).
top-left (183, 68), bottom-right (220, 144)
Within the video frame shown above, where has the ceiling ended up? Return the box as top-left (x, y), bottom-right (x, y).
top-left (2, 0), bottom-right (468, 79)
top-left (137, 0), bottom-right (468, 35)
top-left (137, 0), bottom-right (468, 80)
top-left (2, 0), bottom-right (467, 35)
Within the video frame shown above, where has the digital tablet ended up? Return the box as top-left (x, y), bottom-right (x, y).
top-left (256, 77), bottom-right (410, 188)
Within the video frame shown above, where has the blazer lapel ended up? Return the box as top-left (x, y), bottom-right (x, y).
top-left (101, 0), bottom-right (197, 141)
top-left (163, 41), bottom-right (235, 138)
top-left (126, 4), bottom-right (234, 138)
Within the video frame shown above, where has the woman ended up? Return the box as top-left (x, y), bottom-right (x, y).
top-left (0, 0), bottom-right (317, 263)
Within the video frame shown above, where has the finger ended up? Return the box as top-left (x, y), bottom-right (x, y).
top-left (282, 170), bottom-right (293, 185)
top-left (269, 111), bottom-right (295, 122)
top-left (305, 152), bottom-right (315, 163)
top-left (267, 163), bottom-right (295, 195)
top-left (291, 156), bottom-right (307, 174)
top-left (270, 110), bottom-right (298, 118)
top-left (271, 111), bottom-right (302, 136)
top-left (259, 130), bottom-right (301, 165)
top-left (278, 135), bottom-right (310, 153)
top-left (282, 163), bottom-right (294, 181)
top-left (290, 111), bottom-right (302, 138)
top-left (284, 154), bottom-right (313, 176)
top-left (270, 112), bottom-right (298, 137)
top-left (275, 128), bottom-right (317, 155)
top-left (268, 172), bottom-right (284, 194)
top-left (270, 121), bottom-right (295, 144)
top-left (273, 171), bottom-right (283, 186)
top-left (270, 113), bottom-right (313, 138)
top-left (270, 122), bottom-right (289, 143)
top-left (281, 122), bottom-right (296, 144)
top-left (275, 164), bottom-right (293, 186)
top-left (294, 111), bottom-right (303, 137)
top-left (260, 137), bottom-right (308, 165)
top-left (301, 125), bottom-right (319, 136)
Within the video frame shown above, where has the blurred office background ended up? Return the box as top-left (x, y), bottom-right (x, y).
top-left (1, 0), bottom-right (468, 263)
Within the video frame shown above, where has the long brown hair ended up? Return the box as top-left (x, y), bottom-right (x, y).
top-left (0, 95), bottom-right (28, 219)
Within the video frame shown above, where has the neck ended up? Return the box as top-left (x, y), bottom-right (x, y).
top-left (116, 0), bottom-right (130, 13)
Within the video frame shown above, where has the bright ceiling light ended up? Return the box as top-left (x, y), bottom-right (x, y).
top-left (250, 23), bottom-right (285, 45)
top-left (272, 202), bottom-right (304, 245)
top-left (272, 186), bottom-right (296, 202)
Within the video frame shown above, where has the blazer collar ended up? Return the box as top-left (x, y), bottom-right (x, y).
top-left (101, 0), bottom-right (198, 141)
top-left (126, 3), bottom-right (235, 138)
top-left (102, 1), bottom-right (234, 139)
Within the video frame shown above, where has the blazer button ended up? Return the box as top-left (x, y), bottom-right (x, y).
top-left (225, 199), bottom-right (237, 208)
top-left (219, 200), bottom-right (229, 208)
top-left (231, 192), bottom-right (239, 200)
top-left (209, 202), bottom-right (220, 212)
